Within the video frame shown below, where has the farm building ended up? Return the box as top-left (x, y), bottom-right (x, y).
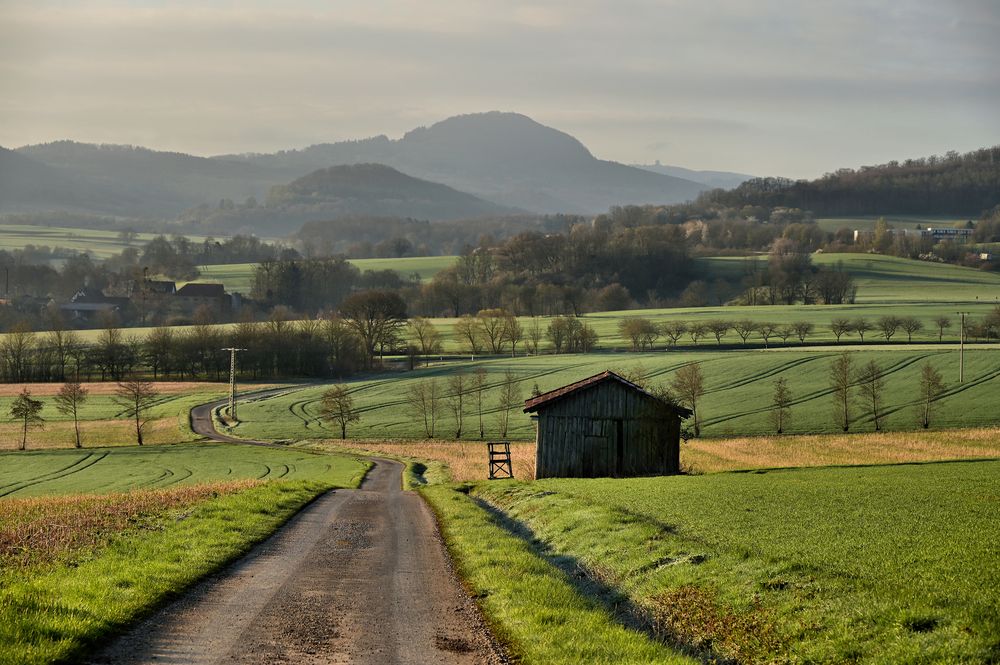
top-left (524, 370), bottom-right (691, 479)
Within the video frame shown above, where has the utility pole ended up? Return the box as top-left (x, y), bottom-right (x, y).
top-left (956, 312), bottom-right (968, 383)
top-left (221, 347), bottom-right (247, 421)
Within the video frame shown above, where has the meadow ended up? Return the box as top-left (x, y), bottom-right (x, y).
top-left (0, 224), bottom-right (214, 260)
top-left (191, 255), bottom-right (458, 292)
top-left (813, 215), bottom-right (968, 233)
top-left (232, 347), bottom-right (1000, 442)
top-left (425, 459), bottom-right (1000, 663)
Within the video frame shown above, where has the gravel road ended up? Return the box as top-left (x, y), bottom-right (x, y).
top-left (91, 394), bottom-right (507, 664)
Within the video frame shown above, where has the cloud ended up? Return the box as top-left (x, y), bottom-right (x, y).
top-left (0, 0), bottom-right (997, 176)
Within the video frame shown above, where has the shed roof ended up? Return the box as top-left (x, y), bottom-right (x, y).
top-left (176, 283), bottom-right (226, 298)
top-left (523, 370), bottom-right (692, 417)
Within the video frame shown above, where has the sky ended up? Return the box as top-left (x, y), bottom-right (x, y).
top-left (1, 0), bottom-right (998, 178)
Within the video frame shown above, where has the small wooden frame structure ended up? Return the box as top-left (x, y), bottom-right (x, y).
top-left (524, 370), bottom-right (692, 479)
top-left (487, 442), bottom-right (514, 479)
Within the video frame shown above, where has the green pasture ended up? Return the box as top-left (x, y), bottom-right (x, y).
top-left (189, 255), bottom-right (457, 292)
top-left (696, 252), bottom-right (1000, 303)
top-left (814, 215), bottom-right (969, 233)
top-left (231, 347), bottom-right (1000, 441)
top-left (458, 459), bottom-right (1000, 662)
top-left (0, 224), bottom-right (213, 260)
top-left (0, 442), bottom-right (366, 497)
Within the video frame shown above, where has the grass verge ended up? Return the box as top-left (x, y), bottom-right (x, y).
top-left (421, 484), bottom-right (694, 664)
top-left (0, 459), bottom-right (369, 664)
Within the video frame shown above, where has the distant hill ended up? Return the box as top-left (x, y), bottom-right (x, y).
top-left (698, 146), bottom-right (1000, 216)
top-left (632, 163), bottom-right (754, 190)
top-left (180, 163), bottom-right (520, 236)
top-left (217, 112), bottom-right (709, 213)
top-left (14, 141), bottom-right (280, 217)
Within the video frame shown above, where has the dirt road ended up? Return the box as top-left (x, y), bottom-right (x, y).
top-left (92, 397), bottom-right (506, 664)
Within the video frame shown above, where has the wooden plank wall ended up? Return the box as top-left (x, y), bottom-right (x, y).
top-left (533, 381), bottom-right (681, 479)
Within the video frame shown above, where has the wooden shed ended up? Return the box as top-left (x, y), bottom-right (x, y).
top-left (523, 370), bottom-right (691, 479)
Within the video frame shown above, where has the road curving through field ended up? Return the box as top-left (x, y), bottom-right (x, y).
top-left (93, 394), bottom-right (507, 664)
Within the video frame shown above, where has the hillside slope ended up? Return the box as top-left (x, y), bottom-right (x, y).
top-left (218, 112), bottom-right (709, 213)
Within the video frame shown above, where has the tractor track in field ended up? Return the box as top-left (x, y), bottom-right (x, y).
top-left (93, 391), bottom-right (507, 665)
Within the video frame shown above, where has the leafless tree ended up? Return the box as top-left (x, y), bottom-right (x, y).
top-left (320, 385), bottom-right (360, 439)
top-left (446, 373), bottom-right (466, 438)
top-left (501, 314), bottom-right (524, 357)
top-left (472, 367), bottom-right (488, 438)
top-left (877, 316), bottom-right (901, 342)
top-left (688, 322), bottom-right (708, 345)
top-left (495, 370), bottom-right (522, 439)
top-left (830, 318), bottom-right (852, 343)
top-left (406, 379), bottom-right (440, 438)
top-left (933, 316), bottom-right (952, 342)
top-left (776, 324), bottom-right (794, 343)
top-left (454, 315), bottom-right (484, 355)
top-left (733, 319), bottom-right (757, 345)
top-left (855, 359), bottom-right (886, 431)
top-left (671, 362), bottom-right (705, 437)
top-left (830, 352), bottom-right (853, 432)
top-left (114, 378), bottom-right (160, 445)
top-left (526, 317), bottom-right (544, 355)
top-left (10, 388), bottom-right (44, 451)
top-left (792, 321), bottom-right (814, 343)
top-left (409, 317), bottom-right (443, 357)
top-left (900, 316), bottom-right (923, 343)
top-left (757, 322), bottom-right (778, 348)
top-left (770, 376), bottom-right (792, 434)
top-left (916, 362), bottom-right (946, 429)
top-left (54, 382), bottom-right (89, 448)
top-left (852, 318), bottom-right (872, 343)
top-left (706, 320), bottom-right (730, 345)
top-left (477, 309), bottom-right (508, 354)
top-left (660, 321), bottom-right (687, 348)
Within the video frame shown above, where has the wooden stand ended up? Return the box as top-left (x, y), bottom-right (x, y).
top-left (488, 442), bottom-right (513, 479)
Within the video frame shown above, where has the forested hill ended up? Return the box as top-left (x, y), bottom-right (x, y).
top-left (699, 146), bottom-right (1000, 216)
top-left (216, 112), bottom-right (709, 213)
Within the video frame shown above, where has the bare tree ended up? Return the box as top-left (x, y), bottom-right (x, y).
top-left (855, 359), bottom-right (886, 431)
top-left (495, 370), bottom-right (522, 439)
top-left (619, 317), bottom-right (659, 351)
top-left (830, 353), bottom-right (853, 432)
top-left (472, 367), bottom-right (487, 438)
top-left (933, 316), bottom-right (952, 342)
top-left (10, 388), bottom-right (44, 451)
top-left (916, 362), bottom-right (946, 429)
top-left (406, 379), bottom-right (440, 438)
top-left (446, 373), bottom-right (466, 438)
top-left (526, 318), bottom-right (544, 355)
top-left (477, 309), bottom-right (508, 354)
top-left (501, 314), bottom-right (524, 357)
top-left (757, 322), bottom-right (778, 348)
top-left (54, 382), bottom-right (89, 448)
top-left (792, 321), bottom-right (814, 343)
top-left (454, 315), bottom-right (484, 355)
top-left (877, 316), bottom-right (901, 342)
top-left (114, 378), bottom-right (160, 445)
top-left (830, 318), bottom-right (852, 343)
top-left (776, 324), bottom-right (794, 343)
top-left (671, 363), bottom-right (705, 437)
top-left (852, 318), bottom-right (872, 343)
top-left (900, 316), bottom-right (924, 343)
top-left (660, 321), bottom-right (687, 348)
top-left (409, 317), bottom-right (443, 357)
top-left (706, 320), bottom-right (730, 345)
top-left (770, 376), bottom-right (792, 434)
top-left (320, 385), bottom-right (360, 439)
top-left (687, 322), bottom-right (707, 345)
top-left (733, 319), bottom-right (757, 345)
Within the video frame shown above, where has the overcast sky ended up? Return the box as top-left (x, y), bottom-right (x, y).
top-left (1, 0), bottom-right (998, 178)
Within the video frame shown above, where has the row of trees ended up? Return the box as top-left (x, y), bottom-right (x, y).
top-left (9, 379), bottom-right (159, 450)
top-left (317, 369), bottom-right (523, 440)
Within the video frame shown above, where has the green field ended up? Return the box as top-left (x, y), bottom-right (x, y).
top-left (432, 459), bottom-right (1000, 662)
top-left (0, 224), bottom-right (215, 260)
top-left (0, 442), bottom-right (363, 497)
top-left (231, 347), bottom-right (1000, 441)
top-left (814, 215), bottom-right (970, 233)
top-left (191, 255), bottom-right (458, 292)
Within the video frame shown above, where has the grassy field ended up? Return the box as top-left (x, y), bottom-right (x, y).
top-left (0, 224), bottom-right (215, 260)
top-left (191, 255), bottom-right (457, 292)
top-left (232, 347), bottom-right (1000, 442)
top-left (814, 215), bottom-right (969, 233)
top-left (0, 382), bottom-right (247, 450)
top-left (433, 459), bottom-right (1000, 663)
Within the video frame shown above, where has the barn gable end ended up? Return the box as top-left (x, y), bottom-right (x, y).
top-left (524, 371), bottom-right (689, 479)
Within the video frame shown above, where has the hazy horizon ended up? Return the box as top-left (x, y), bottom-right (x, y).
top-left (1, 0), bottom-right (998, 179)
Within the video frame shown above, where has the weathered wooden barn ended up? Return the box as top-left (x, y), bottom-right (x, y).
top-left (524, 371), bottom-right (691, 479)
